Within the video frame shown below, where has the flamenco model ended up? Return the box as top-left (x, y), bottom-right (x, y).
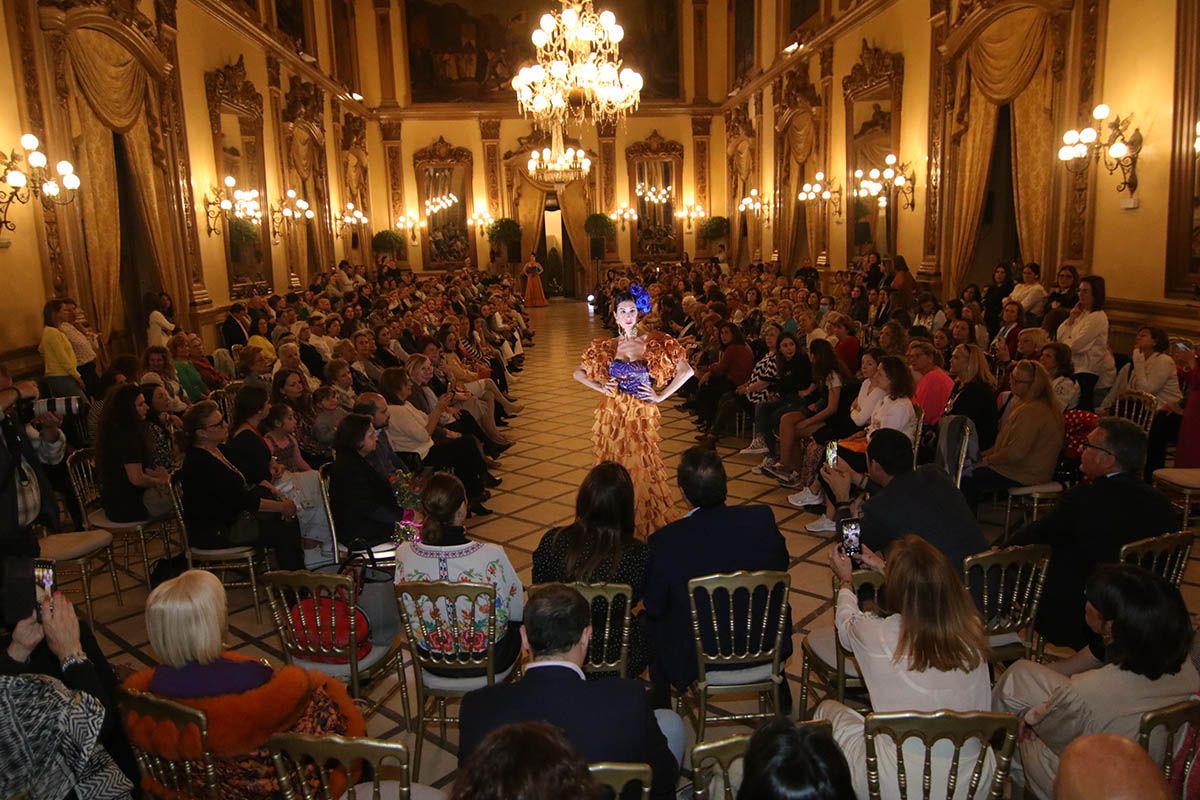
top-left (523, 252), bottom-right (548, 308)
top-left (574, 286), bottom-right (694, 537)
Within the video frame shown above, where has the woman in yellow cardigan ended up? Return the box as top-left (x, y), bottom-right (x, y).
top-left (39, 298), bottom-right (88, 399)
top-left (962, 359), bottom-right (1065, 509)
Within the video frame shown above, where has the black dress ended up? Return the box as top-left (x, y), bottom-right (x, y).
top-left (328, 449), bottom-right (403, 549)
top-left (99, 431), bottom-right (150, 522)
top-left (532, 528), bottom-right (651, 679)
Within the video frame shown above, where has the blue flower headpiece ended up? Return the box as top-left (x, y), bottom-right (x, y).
top-left (629, 284), bottom-right (652, 314)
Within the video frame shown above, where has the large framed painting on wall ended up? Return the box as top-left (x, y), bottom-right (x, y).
top-left (732, 0), bottom-right (755, 81)
top-left (403, 0), bottom-right (681, 104)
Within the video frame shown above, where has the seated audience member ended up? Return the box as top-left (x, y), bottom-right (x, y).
top-left (238, 344), bottom-right (273, 391)
top-left (1010, 262), bottom-right (1048, 323)
top-left (175, 401), bottom-right (305, 569)
top-left (141, 384), bottom-right (180, 472)
top-left (994, 327), bottom-right (1049, 392)
top-left (142, 345), bottom-right (189, 412)
top-left (0, 370), bottom-right (68, 559)
top-left (990, 299), bottom-right (1025, 358)
top-left (1101, 326), bottom-right (1183, 477)
top-left (247, 315), bottom-right (277, 363)
top-left (325, 358), bottom-right (358, 410)
top-left (818, 536), bottom-right (993, 799)
top-left (736, 717), bottom-right (854, 800)
top-left (406, 353), bottom-right (511, 456)
top-left (1012, 417), bottom-right (1178, 649)
top-left (1052, 734), bottom-right (1172, 800)
top-left (645, 447), bottom-right (791, 708)
top-left (274, 341), bottom-right (320, 391)
top-left (993, 565), bottom-right (1198, 799)
top-left (186, 333), bottom-right (227, 390)
top-left (451, 722), bottom-right (600, 800)
top-left (220, 302), bottom-right (251, 349)
top-left (961, 360), bottom-right (1064, 509)
top-left (168, 333), bottom-right (208, 402)
top-left (532, 461), bottom-right (651, 679)
top-left (694, 322), bottom-right (754, 432)
top-left (352, 393), bottom-right (403, 478)
top-left (260, 402), bottom-right (310, 473)
top-left (768, 338), bottom-right (853, 486)
top-left (946, 344), bottom-right (1000, 450)
top-left (311, 386), bottom-right (346, 456)
top-left (821, 428), bottom-right (986, 571)
top-left (459, 585), bottom-right (681, 799)
top-left (123, 570), bottom-right (365, 797)
top-left (328, 413), bottom-right (403, 549)
top-left (394, 473), bottom-right (523, 672)
top-left (1039, 342), bottom-right (1080, 412)
top-left (96, 383), bottom-right (170, 522)
top-left (907, 339), bottom-right (954, 429)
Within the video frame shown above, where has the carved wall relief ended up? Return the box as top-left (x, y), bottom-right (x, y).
top-left (281, 76), bottom-right (332, 283)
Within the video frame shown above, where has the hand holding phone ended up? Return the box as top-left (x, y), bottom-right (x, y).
top-left (838, 518), bottom-right (863, 567)
top-left (825, 441), bottom-right (839, 470)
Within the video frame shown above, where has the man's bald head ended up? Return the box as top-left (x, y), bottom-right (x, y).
top-left (1053, 734), bottom-right (1171, 800)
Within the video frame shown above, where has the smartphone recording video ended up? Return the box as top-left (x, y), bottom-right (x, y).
top-left (33, 559), bottom-right (56, 606)
top-left (838, 518), bottom-right (862, 564)
top-left (825, 441), bottom-right (839, 469)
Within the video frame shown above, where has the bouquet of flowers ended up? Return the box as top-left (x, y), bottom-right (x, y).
top-left (389, 470), bottom-right (425, 544)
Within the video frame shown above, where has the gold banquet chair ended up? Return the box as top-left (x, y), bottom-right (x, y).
top-left (268, 731), bottom-right (448, 800)
top-left (864, 710), bottom-right (1019, 800)
top-left (531, 581), bottom-right (634, 678)
top-left (690, 721), bottom-right (833, 800)
top-left (317, 463), bottom-right (395, 569)
top-left (118, 687), bottom-right (220, 800)
top-left (1114, 390), bottom-right (1158, 434)
top-left (683, 570), bottom-right (791, 741)
top-left (1138, 698), bottom-right (1200, 792)
top-left (35, 524), bottom-right (121, 620)
top-left (799, 569), bottom-right (886, 720)
top-left (588, 762), bottom-right (652, 800)
top-left (962, 544), bottom-right (1051, 667)
top-left (1120, 530), bottom-right (1195, 587)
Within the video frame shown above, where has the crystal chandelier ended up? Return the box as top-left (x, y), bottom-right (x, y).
top-left (527, 144), bottom-right (592, 185)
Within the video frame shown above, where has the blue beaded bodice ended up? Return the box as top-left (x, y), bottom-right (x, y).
top-left (609, 359), bottom-right (651, 397)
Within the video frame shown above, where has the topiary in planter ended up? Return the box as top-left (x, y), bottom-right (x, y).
top-left (697, 215), bottom-right (730, 243)
top-left (372, 229), bottom-right (407, 257)
top-left (486, 217), bottom-right (522, 262)
top-left (584, 213), bottom-right (616, 240)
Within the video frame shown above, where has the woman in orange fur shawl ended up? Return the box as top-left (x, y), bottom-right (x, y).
top-left (121, 571), bottom-right (366, 799)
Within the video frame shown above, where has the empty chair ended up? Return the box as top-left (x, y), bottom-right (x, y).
top-left (268, 731), bottom-right (447, 800)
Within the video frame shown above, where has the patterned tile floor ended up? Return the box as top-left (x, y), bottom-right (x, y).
top-left (68, 298), bottom-right (1200, 793)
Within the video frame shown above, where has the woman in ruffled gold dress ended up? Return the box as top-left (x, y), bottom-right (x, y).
top-left (574, 286), bottom-right (694, 538)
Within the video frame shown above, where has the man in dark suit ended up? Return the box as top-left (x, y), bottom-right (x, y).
top-left (1013, 417), bottom-right (1179, 649)
top-left (459, 585), bottom-right (682, 800)
top-left (644, 447), bottom-right (792, 709)
top-left (220, 302), bottom-right (251, 349)
top-left (0, 372), bottom-right (66, 559)
top-left (821, 428), bottom-right (988, 571)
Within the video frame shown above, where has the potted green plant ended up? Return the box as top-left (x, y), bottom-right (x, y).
top-left (486, 217), bottom-right (522, 263)
top-left (584, 212), bottom-right (616, 261)
top-left (371, 229), bottom-right (407, 259)
top-left (697, 215), bottom-right (730, 244)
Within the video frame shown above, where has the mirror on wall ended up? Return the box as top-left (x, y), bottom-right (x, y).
top-left (843, 41), bottom-right (903, 258)
top-left (627, 131), bottom-right (684, 260)
top-left (414, 137), bottom-right (474, 268)
top-left (206, 58), bottom-right (272, 299)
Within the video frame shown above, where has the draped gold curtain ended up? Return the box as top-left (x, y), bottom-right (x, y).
top-left (513, 171), bottom-right (547, 265)
top-left (947, 7), bottom-right (1054, 294)
top-left (64, 27), bottom-right (188, 340)
top-left (558, 179), bottom-right (592, 290)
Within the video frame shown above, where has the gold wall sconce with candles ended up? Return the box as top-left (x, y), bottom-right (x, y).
top-left (610, 204), bottom-right (638, 231)
top-left (674, 203), bottom-right (707, 232)
top-left (0, 133), bottom-right (79, 235)
top-left (738, 188), bottom-right (772, 227)
top-left (269, 188), bottom-right (313, 246)
top-left (338, 202), bottom-right (368, 235)
top-left (1058, 103), bottom-right (1143, 196)
top-left (396, 213), bottom-right (425, 245)
top-left (854, 154), bottom-right (914, 211)
top-left (797, 172), bottom-right (843, 224)
top-left (204, 176), bottom-right (263, 236)
top-left (467, 209), bottom-right (495, 238)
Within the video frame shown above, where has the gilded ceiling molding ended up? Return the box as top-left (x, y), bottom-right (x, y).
top-left (414, 136), bottom-right (474, 169)
top-left (625, 130), bottom-right (685, 160)
top-left (204, 56), bottom-right (263, 132)
top-left (842, 39), bottom-right (904, 99)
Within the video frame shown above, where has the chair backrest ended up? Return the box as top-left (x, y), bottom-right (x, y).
top-left (911, 403), bottom-right (925, 467)
top-left (588, 762), bottom-right (651, 800)
top-left (262, 570), bottom-right (365, 684)
top-left (1120, 531), bottom-right (1194, 587)
top-left (1115, 390), bottom-right (1157, 434)
top-left (690, 721), bottom-right (833, 800)
top-left (316, 463), bottom-right (342, 558)
top-left (1138, 698), bottom-right (1200, 788)
top-left (686, 571), bottom-right (790, 682)
top-left (118, 687), bottom-right (220, 799)
top-left (962, 544), bottom-right (1052, 660)
top-left (66, 447), bottom-right (100, 510)
top-left (268, 731), bottom-right (413, 800)
top-left (533, 581), bottom-right (633, 678)
top-left (167, 471), bottom-right (192, 553)
top-left (395, 580), bottom-right (498, 679)
top-left (864, 710), bottom-right (1018, 800)
top-left (935, 416), bottom-right (973, 489)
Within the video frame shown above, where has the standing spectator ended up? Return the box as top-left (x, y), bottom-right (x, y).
top-left (38, 299), bottom-right (86, 399)
top-left (1056, 275), bottom-right (1115, 411)
top-left (220, 302), bottom-right (251, 349)
top-left (58, 298), bottom-right (101, 397)
top-left (145, 291), bottom-right (177, 348)
top-left (1010, 262), bottom-right (1048, 323)
top-left (981, 263), bottom-right (1014, 337)
top-left (1101, 326), bottom-right (1182, 477)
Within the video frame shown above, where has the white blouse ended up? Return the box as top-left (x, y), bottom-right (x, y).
top-left (851, 381), bottom-right (886, 427)
top-left (1130, 349), bottom-right (1182, 407)
top-left (868, 395), bottom-right (919, 442)
top-left (1057, 310), bottom-right (1116, 385)
top-left (385, 403), bottom-right (434, 459)
top-left (147, 310), bottom-right (175, 349)
top-left (1010, 282), bottom-right (1048, 318)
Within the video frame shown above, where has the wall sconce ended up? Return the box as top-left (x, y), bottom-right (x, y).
top-left (610, 204), bottom-right (638, 231)
top-left (1, 133), bottom-right (79, 234)
top-left (396, 213), bottom-right (425, 244)
top-left (269, 188), bottom-right (313, 246)
top-left (738, 188), bottom-right (771, 227)
top-left (467, 210), bottom-right (494, 237)
top-left (854, 154), bottom-right (914, 211)
top-left (205, 176), bottom-right (263, 236)
top-left (674, 203), bottom-right (707, 232)
top-left (338, 202), bottom-right (368, 235)
top-left (797, 171), bottom-right (843, 224)
top-left (1058, 104), bottom-right (1143, 196)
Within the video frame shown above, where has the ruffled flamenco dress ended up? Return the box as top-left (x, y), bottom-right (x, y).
top-left (524, 265), bottom-right (549, 308)
top-left (580, 332), bottom-right (687, 538)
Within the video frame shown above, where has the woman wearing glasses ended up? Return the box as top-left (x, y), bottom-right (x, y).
top-left (174, 400), bottom-right (305, 569)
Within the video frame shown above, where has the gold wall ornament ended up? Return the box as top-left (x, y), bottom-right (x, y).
top-left (1058, 104), bottom-right (1143, 196)
top-left (798, 172), bottom-right (843, 224)
top-left (0, 133), bottom-right (80, 236)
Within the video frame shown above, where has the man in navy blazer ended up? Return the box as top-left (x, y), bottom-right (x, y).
top-left (645, 447), bottom-right (793, 708)
top-left (459, 585), bottom-right (682, 800)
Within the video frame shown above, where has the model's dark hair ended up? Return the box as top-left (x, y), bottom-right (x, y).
top-left (553, 462), bottom-right (636, 581)
top-left (231, 384), bottom-right (270, 430)
top-left (420, 472), bottom-right (467, 545)
top-left (1085, 564), bottom-right (1192, 680)
top-left (523, 585), bottom-right (591, 656)
top-left (333, 413), bottom-right (372, 456)
top-left (878, 355), bottom-right (915, 399)
top-left (737, 718), bottom-right (855, 800)
top-left (1080, 274), bottom-right (1106, 310)
top-left (866, 427), bottom-right (916, 478)
top-left (450, 722), bottom-right (599, 800)
top-left (677, 446), bottom-right (727, 508)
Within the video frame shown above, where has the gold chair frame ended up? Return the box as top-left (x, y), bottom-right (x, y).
top-left (262, 570), bottom-right (409, 720)
top-left (268, 731), bottom-right (417, 800)
top-left (864, 710), bottom-right (1018, 800)
top-left (395, 580), bottom-right (508, 779)
top-left (799, 569), bottom-right (886, 720)
top-left (1153, 471), bottom-right (1200, 531)
top-left (35, 525), bottom-right (121, 620)
top-left (1120, 530), bottom-right (1194, 587)
top-left (962, 544), bottom-right (1051, 666)
top-left (690, 721), bottom-right (833, 800)
top-left (588, 762), bottom-right (652, 800)
top-left (683, 570), bottom-right (791, 741)
top-left (1138, 698), bottom-right (1200, 789)
top-left (118, 687), bottom-right (220, 799)
top-left (1114, 390), bottom-right (1158, 434)
top-left (317, 463), bottom-right (393, 568)
top-left (532, 581), bottom-right (634, 678)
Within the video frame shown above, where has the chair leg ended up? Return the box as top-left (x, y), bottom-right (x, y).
top-left (411, 688), bottom-right (427, 781)
top-left (799, 650), bottom-right (812, 721)
top-left (106, 545), bottom-right (122, 607)
top-left (396, 655), bottom-right (412, 731)
top-left (247, 556), bottom-right (262, 623)
top-left (696, 686), bottom-right (707, 743)
top-left (138, 530), bottom-right (152, 585)
top-left (1003, 495), bottom-right (1014, 543)
top-left (438, 697), bottom-right (448, 741)
top-left (80, 559), bottom-right (94, 621)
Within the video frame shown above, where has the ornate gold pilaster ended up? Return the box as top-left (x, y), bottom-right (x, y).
top-left (598, 120), bottom-right (617, 257)
top-left (479, 118), bottom-right (502, 218)
top-left (693, 0), bottom-right (709, 102)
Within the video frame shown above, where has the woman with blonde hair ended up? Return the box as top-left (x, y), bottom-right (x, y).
top-left (122, 569), bottom-right (365, 798)
top-left (817, 535), bottom-right (992, 799)
top-left (946, 344), bottom-right (1000, 449)
top-left (962, 360), bottom-right (1065, 508)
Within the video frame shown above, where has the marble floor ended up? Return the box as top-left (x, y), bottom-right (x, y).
top-left (69, 298), bottom-right (1200, 794)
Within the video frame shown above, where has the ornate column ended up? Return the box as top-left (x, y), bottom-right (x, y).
top-left (479, 118), bottom-right (502, 218)
top-left (693, 0), bottom-right (709, 103)
top-left (598, 120), bottom-right (618, 258)
top-left (922, 0), bottom-right (949, 282)
top-left (380, 121), bottom-right (409, 265)
top-left (374, 0), bottom-right (398, 107)
top-left (691, 116), bottom-right (712, 253)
